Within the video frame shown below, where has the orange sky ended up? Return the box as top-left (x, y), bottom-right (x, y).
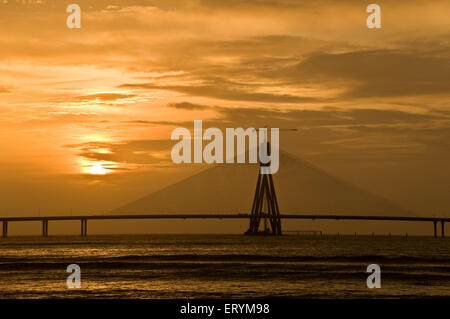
top-left (0, 0), bottom-right (449, 219)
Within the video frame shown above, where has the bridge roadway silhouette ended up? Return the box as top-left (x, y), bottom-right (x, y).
top-left (1, 213), bottom-right (447, 238)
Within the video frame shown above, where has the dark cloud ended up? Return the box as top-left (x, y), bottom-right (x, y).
top-left (211, 106), bottom-right (442, 128)
top-left (120, 105), bottom-right (445, 132)
top-left (290, 50), bottom-right (450, 98)
top-left (79, 93), bottom-right (136, 101)
top-left (122, 120), bottom-right (193, 126)
top-left (0, 85), bottom-right (10, 93)
top-left (189, 35), bottom-right (325, 58)
top-left (121, 43), bottom-right (450, 104)
top-left (121, 81), bottom-right (319, 103)
top-left (166, 102), bottom-right (210, 110)
top-left (195, 0), bottom-right (370, 10)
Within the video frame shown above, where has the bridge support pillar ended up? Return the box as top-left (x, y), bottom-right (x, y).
top-left (2, 221), bottom-right (7, 238)
top-left (245, 143), bottom-right (282, 236)
top-left (442, 221), bottom-right (445, 238)
top-left (433, 221), bottom-right (437, 237)
top-left (246, 171), bottom-right (282, 235)
top-left (81, 219), bottom-right (87, 237)
top-left (42, 220), bottom-right (48, 237)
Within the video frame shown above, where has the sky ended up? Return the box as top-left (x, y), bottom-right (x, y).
top-left (0, 0), bottom-right (449, 228)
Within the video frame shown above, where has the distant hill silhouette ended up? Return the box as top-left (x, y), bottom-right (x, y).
top-left (114, 150), bottom-right (413, 216)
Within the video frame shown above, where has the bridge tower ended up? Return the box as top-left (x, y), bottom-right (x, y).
top-left (245, 128), bottom-right (284, 235)
top-left (245, 154), bottom-right (282, 235)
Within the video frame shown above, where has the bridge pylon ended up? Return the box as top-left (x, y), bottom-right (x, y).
top-left (245, 141), bottom-right (282, 236)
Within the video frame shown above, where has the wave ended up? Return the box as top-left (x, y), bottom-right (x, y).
top-left (104, 254), bottom-right (450, 263)
top-left (1, 254), bottom-right (450, 270)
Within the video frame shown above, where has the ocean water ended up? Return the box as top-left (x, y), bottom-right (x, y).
top-left (0, 235), bottom-right (448, 298)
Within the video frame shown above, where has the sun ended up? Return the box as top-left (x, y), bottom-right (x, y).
top-left (88, 163), bottom-right (109, 175)
top-left (79, 159), bottom-right (116, 175)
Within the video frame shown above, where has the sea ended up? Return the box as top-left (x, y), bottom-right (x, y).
top-left (0, 235), bottom-right (449, 298)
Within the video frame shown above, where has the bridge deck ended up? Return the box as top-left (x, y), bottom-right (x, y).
top-left (1, 213), bottom-right (447, 238)
top-left (1, 213), bottom-right (449, 222)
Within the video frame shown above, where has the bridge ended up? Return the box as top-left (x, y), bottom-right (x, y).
top-left (1, 213), bottom-right (448, 238)
top-left (284, 230), bottom-right (323, 236)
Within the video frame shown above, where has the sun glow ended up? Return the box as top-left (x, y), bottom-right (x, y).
top-left (88, 163), bottom-right (109, 175)
top-left (79, 159), bottom-right (118, 175)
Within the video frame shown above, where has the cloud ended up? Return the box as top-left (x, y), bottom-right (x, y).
top-left (117, 41), bottom-right (450, 105)
top-left (122, 120), bottom-right (194, 126)
top-left (121, 81), bottom-right (320, 103)
top-left (64, 106), bottom-right (448, 168)
top-left (166, 102), bottom-right (210, 110)
top-left (67, 140), bottom-right (174, 165)
top-left (210, 106), bottom-right (442, 127)
top-left (75, 93), bottom-right (137, 102)
top-left (290, 50), bottom-right (450, 98)
top-left (0, 85), bottom-right (10, 93)
top-left (204, 106), bottom-right (450, 161)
